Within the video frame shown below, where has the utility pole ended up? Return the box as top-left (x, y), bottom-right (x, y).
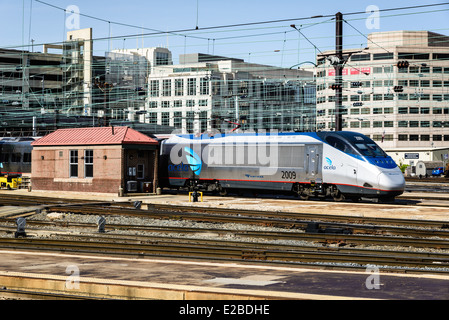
top-left (335, 12), bottom-right (343, 132)
top-left (94, 79), bottom-right (114, 127)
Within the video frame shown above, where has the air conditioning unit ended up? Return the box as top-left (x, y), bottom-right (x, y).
top-left (127, 181), bottom-right (138, 192)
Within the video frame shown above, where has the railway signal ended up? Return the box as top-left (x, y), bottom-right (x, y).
top-left (397, 61), bottom-right (409, 69)
top-left (134, 201), bottom-right (142, 209)
top-left (393, 86), bottom-right (404, 93)
top-left (330, 84), bottom-right (342, 90)
top-left (97, 216), bottom-right (106, 233)
top-left (15, 217), bottom-right (27, 238)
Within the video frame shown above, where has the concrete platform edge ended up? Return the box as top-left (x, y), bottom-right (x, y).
top-left (0, 270), bottom-right (373, 300)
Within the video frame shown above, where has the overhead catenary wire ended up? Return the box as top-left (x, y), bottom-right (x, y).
top-left (6, 1), bottom-right (449, 51)
top-left (4, 5), bottom-right (448, 69)
top-left (1, 1), bottom-right (449, 136)
top-left (35, 0), bottom-right (212, 42)
top-left (342, 19), bottom-right (392, 54)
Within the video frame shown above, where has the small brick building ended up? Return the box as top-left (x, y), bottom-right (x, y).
top-left (31, 126), bottom-right (159, 194)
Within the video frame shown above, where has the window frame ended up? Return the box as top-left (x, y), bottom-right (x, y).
top-left (84, 149), bottom-right (94, 178)
top-left (70, 150), bottom-right (78, 178)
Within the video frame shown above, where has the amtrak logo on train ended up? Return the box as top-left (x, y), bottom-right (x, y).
top-left (185, 147), bottom-right (202, 176)
top-left (168, 163), bottom-right (189, 172)
top-left (324, 157), bottom-right (337, 170)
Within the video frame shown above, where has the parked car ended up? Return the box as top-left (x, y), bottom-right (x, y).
top-left (432, 167), bottom-right (445, 176)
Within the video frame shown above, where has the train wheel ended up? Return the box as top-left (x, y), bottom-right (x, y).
top-left (219, 188), bottom-right (228, 197)
top-left (331, 189), bottom-right (345, 202)
top-left (298, 193), bottom-right (309, 201)
top-left (293, 184), bottom-right (309, 201)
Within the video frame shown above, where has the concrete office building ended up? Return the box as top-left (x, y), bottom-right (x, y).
top-left (63, 28), bottom-right (107, 118)
top-left (0, 28), bottom-right (106, 136)
top-left (106, 47), bottom-right (172, 123)
top-left (0, 27), bottom-right (175, 136)
top-left (316, 30), bottom-right (449, 167)
top-left (0, 47), bottom-right (64, 136)
top-left (145, 53), bottom-right (315, 134)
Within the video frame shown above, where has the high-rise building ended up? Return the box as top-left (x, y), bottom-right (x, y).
top-left (0, 47), bottom-right (64, 136)
top-left (106, 47), bottom-right (172, 123)
top-left (0, 27), bottom-right (174, 136)
top-left (145, 53), bottom-right (315, 134)
top-left (63, 28), bottom-right (105, 118)
top-left (316, 30), bottom-right (449, 166)
top-left (0, 28), bottom-right (105, 136)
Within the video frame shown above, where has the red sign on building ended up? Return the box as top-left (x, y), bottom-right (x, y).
top-left (328, 67), bottom-right (371, 76)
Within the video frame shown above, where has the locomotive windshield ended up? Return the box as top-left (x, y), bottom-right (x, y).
top-left (317, 132), bottom-right (388, 158)
top-left (340, 133), bottom-right (388, 157)
top-left (353, 142), bottom-right (387, 157)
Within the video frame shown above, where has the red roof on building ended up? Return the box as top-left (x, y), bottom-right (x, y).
top-left (31, 127), bottom-right (158, 146)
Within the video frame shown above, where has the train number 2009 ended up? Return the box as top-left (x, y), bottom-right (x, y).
top-left (281, 171), bottom-right (296, 180)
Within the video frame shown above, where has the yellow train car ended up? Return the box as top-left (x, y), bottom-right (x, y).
top-left (0, 174), bottom-right (22, 190)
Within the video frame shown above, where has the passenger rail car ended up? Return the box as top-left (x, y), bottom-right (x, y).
top-left (159, 131), bottom-right (405, 202)
top-left (0, 137), bottom-right (35, 175)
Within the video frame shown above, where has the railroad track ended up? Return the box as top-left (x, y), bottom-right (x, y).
top-left (41, 202), bottom-right (449, 232)
top-left (1, 191), bottom-right (449, 214)
top-left (1, 232), bottom-right (449, 274)
top-left (1, 215), bottom-right (449, 274)
top-left (0, 194), bottom-right (106, 206)
top-left (1, 191), bottom-right (449, 208)
top-left (405, 177), bottom-right (449, 184)
top-left (3, 193), bottom-right (449, 236)
top-left (1, 219), bottom-right (449, 249)
top-left (2, 193), bottom-right (449, 274)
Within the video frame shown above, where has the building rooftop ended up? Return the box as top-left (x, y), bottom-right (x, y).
top-left (31, 126), bottom-right (158, 146)
top-left (179, 53), bottom-right (244, 64)
top-left (367, 30), bottom-right (449, 49)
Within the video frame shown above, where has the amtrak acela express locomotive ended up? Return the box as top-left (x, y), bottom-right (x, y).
top-left (159, 131), bottom-right (405, 202)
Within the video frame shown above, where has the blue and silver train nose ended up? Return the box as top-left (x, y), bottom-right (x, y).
top-left (377, 170), bottom-right (405, 194)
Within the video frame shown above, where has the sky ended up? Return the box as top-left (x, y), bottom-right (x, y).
top-left (1, 0), bottom-right (448, 67)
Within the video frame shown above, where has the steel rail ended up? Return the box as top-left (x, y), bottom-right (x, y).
top-left (1, 236), bottom-right (449, 273)
top-left (1, 219), bottom-right (449, 250)
top-left (43, 204), bottom-right (449, 236)
top-left (0, 194), bottom-right (449, 225)
top-left (145, 203), bottom-right (449, 229)
top-left (2, 191), bottom-right (449, 210)
top-left (2, 193), bottom-right (449, 232)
